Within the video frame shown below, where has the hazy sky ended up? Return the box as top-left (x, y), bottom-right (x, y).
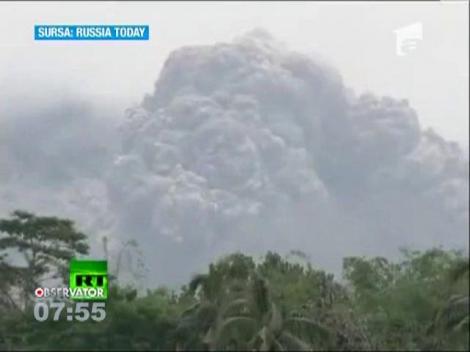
top-left (0, 1), bottom-right (468, 149)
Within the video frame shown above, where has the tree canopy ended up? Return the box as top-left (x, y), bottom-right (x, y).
top-left (0, 210), bottom-right (468, 351)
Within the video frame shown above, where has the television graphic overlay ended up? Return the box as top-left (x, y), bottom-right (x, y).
top-left (69, 259), bottom-right (108, 301)
top-left (32, 260), bottom-right (108, 322)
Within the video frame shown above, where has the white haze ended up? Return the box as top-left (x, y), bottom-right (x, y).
top-left (0, 31), bottom-right (468, 286)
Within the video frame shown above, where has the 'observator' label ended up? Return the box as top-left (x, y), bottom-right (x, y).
top-left (34, 25), bottom-right (149, 40)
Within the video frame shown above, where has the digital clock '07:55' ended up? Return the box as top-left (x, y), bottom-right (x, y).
top-left (33, 301), bottom-right (106, 322)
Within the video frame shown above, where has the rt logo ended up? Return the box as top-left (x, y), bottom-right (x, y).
top-left (394, 22), bottom-right (423, 56)
top-left (69, 260), bottom-right (108, 301)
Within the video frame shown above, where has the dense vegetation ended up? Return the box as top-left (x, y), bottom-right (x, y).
top-left (0, 211), bottom-right (468, 351)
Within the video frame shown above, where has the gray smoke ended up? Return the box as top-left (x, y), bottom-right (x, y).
top-left (1, 30), bottom-right (468, 285)
top-left (0, 97), bottom-right (117, 250)
top-left (107, 30), bottom-right (469, 284)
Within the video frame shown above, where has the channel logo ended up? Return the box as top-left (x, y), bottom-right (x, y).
top-left (34, 286), bottom-right (106, 300)
top-left (34, 260), bottom-right (108, 301)
top-left (394, 22), bottom-right (423, 56)
top-left (69, 260), bottom-right (108, 301)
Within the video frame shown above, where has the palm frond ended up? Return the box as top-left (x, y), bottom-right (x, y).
top-left (268, 302), bottom-right (283, 335)
top-left (284, 317), bottom-right (332, 341)
top-left (220, 298), bottom-right (251, 318)
top-left (449, 259), bottom-right (469, 283)
top-left (278, 331), bottom-right (312, 351)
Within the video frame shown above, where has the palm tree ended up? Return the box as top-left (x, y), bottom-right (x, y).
top-left (427, 257), bottom-right (469, 349)
top-left (207, 274), bottom-right (333, 351)
top-left (435, 258), bottom-right (469, 333)
top-left (172, 254), bottom-right (256, 350)
top-left (172, 253), bottom-right (333, 351)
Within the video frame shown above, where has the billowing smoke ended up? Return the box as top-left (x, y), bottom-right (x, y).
top-left (107, 30), bottom-right (468, 284)
top-left (1, 30), bottom-right (468, 285)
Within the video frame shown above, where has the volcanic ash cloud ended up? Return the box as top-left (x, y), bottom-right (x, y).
top-left (106, 30), bottom-right (468, 284)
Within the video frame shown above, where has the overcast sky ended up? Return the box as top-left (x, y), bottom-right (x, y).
top-left (0, 1), bottom-right (468, 150)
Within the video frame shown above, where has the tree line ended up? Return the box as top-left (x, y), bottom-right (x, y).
top-left (0, 211), bottom-right (468, 351)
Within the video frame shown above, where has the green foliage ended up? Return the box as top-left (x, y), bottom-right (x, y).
top-left (0, 210), bottom-right (89, 312)
top-left (0, 211), bottom-right (468, 351)
top-left (343, 248), bottom-right (469, 350)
